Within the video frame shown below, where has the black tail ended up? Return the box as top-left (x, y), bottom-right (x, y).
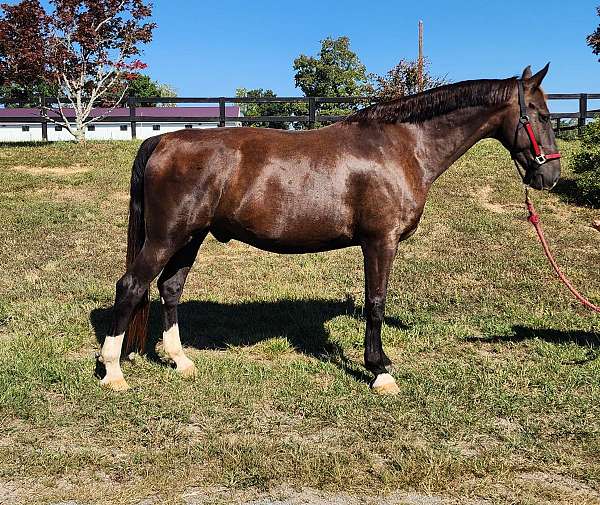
top-left (123, 136), bottom-right (161, 355)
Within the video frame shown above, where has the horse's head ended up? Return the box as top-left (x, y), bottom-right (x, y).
top-left (498, 64), bottom-right (561, 190)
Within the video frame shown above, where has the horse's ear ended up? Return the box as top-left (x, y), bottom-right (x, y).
top-left (528, 63), bottom-right (550, 89)
top-left (521, 65), bottom-right (532, 79)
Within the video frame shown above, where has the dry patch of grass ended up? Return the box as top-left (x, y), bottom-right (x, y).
top-left (0, 139), bottom-right (598, 504)
top-left (9, 162), bottom-right (92, 176)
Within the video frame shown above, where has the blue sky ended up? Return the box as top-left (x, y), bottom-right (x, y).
top-left (143, 0), bottom-right (600, 109)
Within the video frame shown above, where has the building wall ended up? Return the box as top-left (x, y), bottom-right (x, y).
top-left (0, 124), bottom-right (42, 142)
top-left (135, 122), bottom-right (241, 139)
top-left (0, 121), bottom-right (242, 142)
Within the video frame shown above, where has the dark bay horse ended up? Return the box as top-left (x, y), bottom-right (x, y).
top-left (98, 65), bottom-right (561, 393)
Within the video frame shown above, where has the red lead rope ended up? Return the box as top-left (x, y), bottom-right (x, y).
top-left (525, 190), bottom-right (600, 313)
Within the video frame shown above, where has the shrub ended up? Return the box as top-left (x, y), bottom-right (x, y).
top-left (555, 119), bottom-right (579, 141)
top-left (571, 119), bottom-right (600, 206)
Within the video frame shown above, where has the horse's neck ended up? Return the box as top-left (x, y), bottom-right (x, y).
top-left (415, 104), bottom-right (506, 185)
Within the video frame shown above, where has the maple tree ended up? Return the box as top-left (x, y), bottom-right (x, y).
top-left (0, 0), bottom-right (155, 141)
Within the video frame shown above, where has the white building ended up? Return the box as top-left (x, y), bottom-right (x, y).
top-left (0, 106), bottom-right (242, 141)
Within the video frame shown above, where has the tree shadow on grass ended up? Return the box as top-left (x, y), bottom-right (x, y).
top-left (0, 141), bottom-right (51, 149)
top-left (466, 325), bottom-right (599, 364)
top-left (90, 297), bottom-right (408, 384)
top-left (552, 177), bottom-right (599, 209)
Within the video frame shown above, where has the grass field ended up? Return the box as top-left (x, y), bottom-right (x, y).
top-left (0, 138), bottom-right (598, 505)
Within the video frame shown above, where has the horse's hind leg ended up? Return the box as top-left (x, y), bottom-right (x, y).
top-left (157, 231), bottom-right (207, 377)
top-left (100, 241), bottom-right (174, 390)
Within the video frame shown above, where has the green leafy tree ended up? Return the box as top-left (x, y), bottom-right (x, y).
top-left (369, 58), bottom-right (447, 100)
top-left (128, 74), bottom-right (159, 99)
top-left (293, 36), bottom-right (370, 125)
top-left (0, 81), bottom-right (58, 107)
top-left (587, 6), bottom-right (600, 59)
top-left (154, 82), bottom-right (177, 104)
top-left (571, 120), bottom-right (600, 207)
top-left (570, 7), bottom-right (600, 206)
top-left (235, 88), bottom-right (293, 129)
top-left (127, 74), bottom-right (177, 106)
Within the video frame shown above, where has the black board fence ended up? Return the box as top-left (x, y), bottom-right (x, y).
top-left (0, 93), bottom-right (597, 140)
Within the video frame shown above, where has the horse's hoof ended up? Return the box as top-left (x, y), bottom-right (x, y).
top-left (178, 362), bottom-right (197, 379)
top-left (371, 373), bottom-right (400, 395)
top-left (100, 377), bottom-right (131, 391)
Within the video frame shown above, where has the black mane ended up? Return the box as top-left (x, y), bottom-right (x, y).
top-left (345, 78), bottom-right (516, 124)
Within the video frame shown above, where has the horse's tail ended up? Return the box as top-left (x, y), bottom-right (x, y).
top-left (123, 135), bottom-right (161, 355)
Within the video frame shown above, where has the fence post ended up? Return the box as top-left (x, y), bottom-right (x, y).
top-left (40, 95), bottom-right (48, 141)
top-left (579, 93), bottom-right (588, 135)
top-left (308, 97), bottom-right (316, 128)
top-left (555, 118), bottom-right (560, 133)
top-left (128, 96), bottom-right (137, 139)
top-left (219, 98), bottom-right (226, 127)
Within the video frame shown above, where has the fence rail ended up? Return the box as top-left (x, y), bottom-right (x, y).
top-left (0, 93), bottom-right (596, 140)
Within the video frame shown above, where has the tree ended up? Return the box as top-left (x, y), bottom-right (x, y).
top-left (587, 6), bottom-right (600, 59)
top-left (126, 74), bottom-right (177, 106)
top-left (293, 36), bottom-right (370, 124)
top-left (235, 88), bottom-right (294, 129)
top-left (0, 81), bottom-right (58, 107)
top-left (369, 58), bottom-right (447, 100)
top-left (0, 0), bottom-right (50, 105)
top-left (154, 82), bottom-right (177, 105)
top-left (0, 0), bottom-right (155, 141)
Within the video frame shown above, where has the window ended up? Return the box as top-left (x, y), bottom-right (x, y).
top-left (185, 124), bottom-right (193, 129)
top-left (120, 125), bottom-right (128, 131)
top-left (21, 125), bottom-right (29, 132)
top-left (55, 125), bottom-right (62, 131)
top-left (87, 125), bottom-right (95, 131)
top-left (152, 125), bottom-right (160, 131)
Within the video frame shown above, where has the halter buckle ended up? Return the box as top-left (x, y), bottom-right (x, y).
top-left (534, 153), bottom-right (547, 165)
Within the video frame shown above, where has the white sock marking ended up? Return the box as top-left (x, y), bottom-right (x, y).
top-left (163, 323), bottom-right (194, 371)
top-left (101, 333), bottom-right (125, 383)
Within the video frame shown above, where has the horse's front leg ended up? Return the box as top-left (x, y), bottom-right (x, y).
top-left (361, 236), bottom-right (400, 395)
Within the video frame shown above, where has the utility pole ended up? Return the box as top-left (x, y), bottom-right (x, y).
top-left (418, 20), bottom-right (424, 92)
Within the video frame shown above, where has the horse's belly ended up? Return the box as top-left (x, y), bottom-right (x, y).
top-left (210, 212), bottom-right (356, 254)
top-left (229, 233), bottom-right (355, 254)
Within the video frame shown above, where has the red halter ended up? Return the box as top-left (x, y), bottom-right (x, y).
top-left (514, 79), bottom-right (561, 165)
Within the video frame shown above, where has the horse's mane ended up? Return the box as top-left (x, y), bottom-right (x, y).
top-left (345, 78), bottom-right (516, 124)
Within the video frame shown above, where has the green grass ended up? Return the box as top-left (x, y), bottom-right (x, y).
top-left (0, 139), bottom-right (598, 504)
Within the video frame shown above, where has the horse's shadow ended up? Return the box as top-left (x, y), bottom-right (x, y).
top-left (466, 325), bottom-right (600, 364)
top-left (89, 297), bottom-right (408, 383)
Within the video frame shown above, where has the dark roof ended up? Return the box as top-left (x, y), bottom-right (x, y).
top-left (0, 106), bottom-right (241, 119)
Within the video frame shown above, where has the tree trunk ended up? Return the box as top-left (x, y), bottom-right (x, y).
top-left (73, 125), bottom-right (86, 143)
